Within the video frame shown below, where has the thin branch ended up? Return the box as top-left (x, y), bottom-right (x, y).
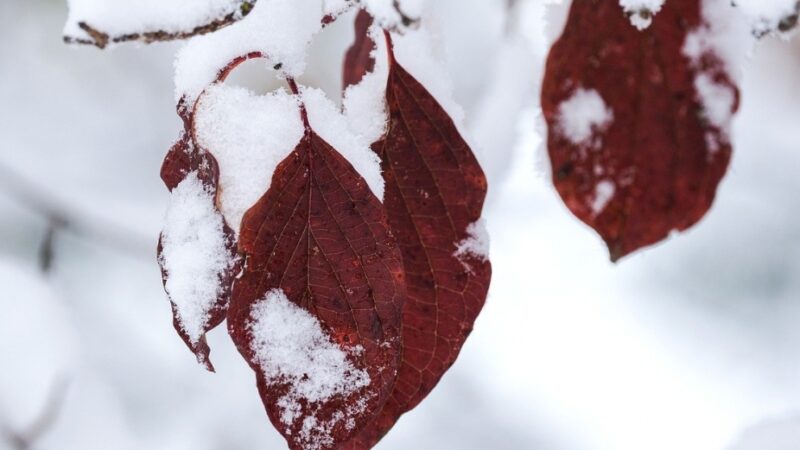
top-left (0, 378), bottom-right (70, 450)
top-left (0, 161), bottom-right (152, 260)
top-left (38, 217), bottom-right (66, 274)
top-left (63, 0), bottom-right (257, 49)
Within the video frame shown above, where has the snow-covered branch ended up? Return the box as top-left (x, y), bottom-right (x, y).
top-left (63, 0), bottom-right (257, 49)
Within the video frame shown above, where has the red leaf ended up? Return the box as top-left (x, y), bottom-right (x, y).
top-left (157, 106), bottom-right (240, 371)
top-left (227, 100), bottom-right (405, 450)
top-left (344, 33), bottom-right (492, 448)
top-left (541, 0), bottom-right (739, 261)
top-left (343, 9), bottom-right (376, 91)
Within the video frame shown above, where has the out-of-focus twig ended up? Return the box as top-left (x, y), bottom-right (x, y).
top-left (0, 161), bottom-right (152, 260)
top-left (0, 378), bottom-right (70, 450)
top-left (38, 217), bottom-right (66, 274)
top-left (63, 0), bottom-right (257, 49)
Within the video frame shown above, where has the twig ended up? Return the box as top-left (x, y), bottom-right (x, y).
top-left (38, 217), bottom-right (66, 273)
top-left (0, 161), bottom-right (153, 260)
top-left (0, 378), bottom-right (70, 450)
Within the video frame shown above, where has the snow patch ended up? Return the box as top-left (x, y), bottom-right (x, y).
top-left (193, 81), bottom-right (386, 233)
top-left (694, 73), bottom-right (737, 134)
top-left (556, 88), bottom-right (614, 146)
top-left (302, 87), bottom-right (385, 201)
top-left (619, 0), bottom-right (665, 30)
top-left (363, 0), bottom-right (424, 28)
top-left (248, 289), bottom-right (371, 450)
top-left (591, 180), bottom-right (616, 215)
top-left (194, 84), bottom-right (305, 232)
top-left (455, 220), bottom-right (491, 267)
top-left (174, 0), bottom-right (327, 103)
top-left (732, 0), bottom-right (799, 36)
top-left (683, 1), bottom-right (749, 153)
top-left (160, 172), bottom-right (233, 344)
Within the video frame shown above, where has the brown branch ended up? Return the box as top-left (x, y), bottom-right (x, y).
top-left (0, 378), bottom-right (70, 450)
top-left (63, 0), bottom-right (257, 49)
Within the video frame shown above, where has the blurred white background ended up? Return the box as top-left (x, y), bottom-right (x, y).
top-left (2, 1), bottom-right (800, 449)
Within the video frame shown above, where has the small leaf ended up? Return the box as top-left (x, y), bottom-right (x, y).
top-left (343, 9), bottom-right (376, 91)
top-left (158, 109), bottom-right (240, 371)
top-left (541, 0), bottom-right (739, 261)
top-left (227, 103), bottom-right (405, 450)
top-left (344, 33), bottom-right (492, 448)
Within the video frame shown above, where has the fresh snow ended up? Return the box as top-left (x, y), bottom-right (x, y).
top-left (64, 0), bottom-right (244, 42)
top-left (591, 180), bottom-right (616, 215)
top-left (302, 86), bottom-right (386, 201)
top-left (363, 0), bottom-right (424, 28)
top-left (194, 85), bottom-right (305, 232)
top-left (683, 0), bottom-right (750, 153)
top-left (556, 88), bottom-right (614, 147)
top-left (619, 0), bottom-right (665, 30)
top-left (193, 82), bottom-right (385, 231)
top-left (455, 220), bottom-right (491, 264)
top-left (694, 73), bottom-right (738, 133)
top-left (248, 289), bottom-right (371, 450)
top-left (732, 0), bottom-right (799, 36)
top-left (160, 172), bottom-right (233, 344)
top-left (174, 0), bottom-right (327, 103)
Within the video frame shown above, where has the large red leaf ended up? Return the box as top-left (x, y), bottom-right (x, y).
top-left (344, 33), bottom-right (492, 448)
top-left (227, 100), bottom-right (405, 450)
top-left (343, 9), bottom-right (376, 91)
top-left (157, 105), bottom-right (240, 371)
top-left (541, 0), bottom-right (739, 261)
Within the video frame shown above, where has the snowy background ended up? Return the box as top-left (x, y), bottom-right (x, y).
top-left (2, 0), bottom-right (800, 449)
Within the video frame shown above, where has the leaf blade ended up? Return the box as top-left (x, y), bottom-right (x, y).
top-left (541, 0), bottom-right (738, 261)
top-left (228, 124), bottom-right (405, 450)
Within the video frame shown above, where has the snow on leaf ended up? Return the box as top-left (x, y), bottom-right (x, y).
top-left (194, 84), bottom-right (305, 233)
top-left (542, 0), bottom-right (740, 262)
top-left (158, 111), bottom-right (240, 371)
top-left (343, 31), bottom-right (492, 449)
top-left (248, 289), bottom-right (372, 450)
top-left (556, 87), bottom-right (614, 147)
top-left (63, 0), bottom-right (256, 48)
top-left (619, 0), bottom-right (665, 30)
top-left (227, 93), bottom-right (404, 450)
top-left (160, 173), bottom-right (234, 347)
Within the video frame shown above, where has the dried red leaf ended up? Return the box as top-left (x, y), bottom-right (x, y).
top-left (227, 103), bottom-right (405, 450)
top-left (542, 0), bottom-right (738, 261)
top-left (344, 34), bottom-right (492, 449)
top-left (343, 9), bottom-right (376, 91)
top-left (157, 106), bottom-right (240, 371)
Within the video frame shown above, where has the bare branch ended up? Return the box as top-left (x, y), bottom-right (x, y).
top-left (64, 0), bottom-right (257, 49)
top-left (0, 161), bottom-right (152, 260)
top-left (1, 378), bottom-right (70, 450)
